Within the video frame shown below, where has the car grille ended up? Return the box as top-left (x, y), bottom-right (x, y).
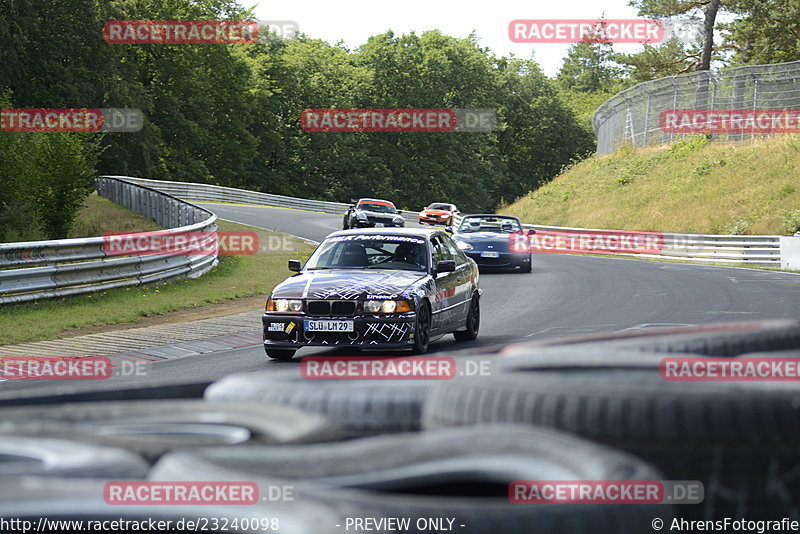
top-left (366, 215), bottom-right (393, 224)
top-left (307, 300), bottom-right (357, 316)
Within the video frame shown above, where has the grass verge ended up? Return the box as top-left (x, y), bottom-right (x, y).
top-left (502, 135), bottom-right (800, 235)
top-left (0, 220), bottom-right (313, 345)
top-left (68, 192), bottom-right (163, 237)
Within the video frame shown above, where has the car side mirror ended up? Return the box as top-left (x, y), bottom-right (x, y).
top-left (526, 229), bottom-right (536, 235)
top-left (444, 226), bottom-right (454, 234)
top-left (288, 259), bottom-right (302, 272)
top-left (435, 260), bottom-right (456, 273)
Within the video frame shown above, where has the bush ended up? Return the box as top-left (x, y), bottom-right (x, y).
top-left (785, 209), bottom-right (800, 235)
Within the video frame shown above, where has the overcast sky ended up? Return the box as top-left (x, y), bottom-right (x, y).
top-left (251, 0), bottom-right (647, 77)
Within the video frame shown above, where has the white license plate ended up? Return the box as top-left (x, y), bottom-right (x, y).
top-left (304, 320), bottom-right (354, 332)
top-left (374, 222), bottom-right (385, 227)
top-left (481, 251), bottom-right (500, 258)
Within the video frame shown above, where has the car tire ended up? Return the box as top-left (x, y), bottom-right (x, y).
top-left (265, 348), bottom-right (296, 360)
top-left (453, 294), bottom-right (480, 341)
top-left (0, 436), bottom-right (148, 478)
top-left (411, 301), bottom-right (431, 354)
top-left (205, 370), bottom-right (431, 435)
top-left (422, 340), bottom-right (800, 519)
top-left (0, 400), bottom-right (341, 462)
top-left (151, 425), bottom-right (669, 534)
top-left (520, 256), bottom-right (532, 273)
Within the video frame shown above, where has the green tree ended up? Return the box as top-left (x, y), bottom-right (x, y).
top-left (557, 41), bottom-right (622, 93)
top-left (722, 0), bottom-right (800, 64)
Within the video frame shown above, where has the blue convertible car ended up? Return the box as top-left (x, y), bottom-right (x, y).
top-left (450, 215), bottom-right (533, 272)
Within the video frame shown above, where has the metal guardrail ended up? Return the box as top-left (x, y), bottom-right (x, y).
top-left (1, 173), bottom-right (787, 306)
top-left (504, 222), bottom-right (782, 265)
top-left (106, 176), bottom-right (353, 216)
top-left (122, 177), bottom-right (784, 267)
top-left (592, 60), bottom-right (800, 154)
top-left (0, 177), bottom-right (218, 305)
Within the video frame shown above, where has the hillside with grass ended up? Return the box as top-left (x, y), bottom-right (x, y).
top-left (501, 136), bottom-right (800, 236)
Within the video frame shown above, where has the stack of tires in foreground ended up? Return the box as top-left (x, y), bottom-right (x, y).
top-left (1, 319), bottom-right (799, 532)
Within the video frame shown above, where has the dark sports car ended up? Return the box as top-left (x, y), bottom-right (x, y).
top-left (262, 228), bottom-right (480, 359)
top-left (343, 198), bottom-right (405, 229)
top-left (450, 214), bottom-right (533, 272)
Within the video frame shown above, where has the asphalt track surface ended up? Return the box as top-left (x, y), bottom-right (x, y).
top-left (4, 202), bottom-right (800, 397)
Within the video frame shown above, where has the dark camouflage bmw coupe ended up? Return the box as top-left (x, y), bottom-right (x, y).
top-left (262, 228), bottom-right (480, 359)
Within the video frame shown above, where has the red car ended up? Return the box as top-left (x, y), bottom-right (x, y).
top-left (418, 203), bottom-right (459, 226)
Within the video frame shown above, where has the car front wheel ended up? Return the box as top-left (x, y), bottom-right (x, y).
top-left (411, 302), bottom-right (431, 354)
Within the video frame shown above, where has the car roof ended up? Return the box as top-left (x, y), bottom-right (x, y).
top-left (326, 227), bottom-right (443, 240)
top-left (461, 214), bottom-right (520, 221)
top-left (357, 198), bottom-right (395, 204)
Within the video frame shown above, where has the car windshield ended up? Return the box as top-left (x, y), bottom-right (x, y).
top-left (358, 202), bottom-right (396, 214)
top-left (427, 203), bottom-right (452, 211)
top-left (459, 216), bottom-right (522, 233)
top-left (305, 235), bottom-right (428, 271)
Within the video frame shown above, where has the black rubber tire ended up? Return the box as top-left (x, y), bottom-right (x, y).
top-left (520, 256), bottom-right (532, 273)
top-left (0, 400), bottom-right (341, 462)
top-left (206, 370), bottom-right (431, 435)
top-left (152, 425), bottom-right (669, 534)
top-left (503, 319), bottom-right (800, 357)
top-left (423, 345), bottom-right (800, 519)
top-left (410, 301), bottom-right (431, 354)
top-left (604, 319), bottom-right (800, 356)
top-left (453, 294), bottom-right (480, 341)
top-left (0, 436), bottom-right (148, 478)
top-left (265, 348), bottom-right (297, 360)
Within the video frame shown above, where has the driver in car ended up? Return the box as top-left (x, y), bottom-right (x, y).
top-left (393, 243), bottom-right (427, 270)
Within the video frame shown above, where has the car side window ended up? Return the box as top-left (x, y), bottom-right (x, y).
top-left (439, 235), bottom-right (466, 266)
top-left (431, 236), bottom-right (453, 265)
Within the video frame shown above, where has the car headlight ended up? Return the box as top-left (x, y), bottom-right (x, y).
top-left (364, 300), bottom-right (412, 313)
top-left (356, 212), bottom-right (367, 220)
top-left (456, 241), bottom-right (473, 250)
top-left (393, 216), bottom-right (404, 223)
top-left (268, 298), bottom-right (302, 312)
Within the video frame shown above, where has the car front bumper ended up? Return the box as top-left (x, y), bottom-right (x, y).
top-left (464, 251), bottom-right (530, 269)
top-left (263, 313), bottom-right (417, 348)
top-left (353, 220), bottom-right (404, 228)
top-left (419, 216), bottom-right (449, 224)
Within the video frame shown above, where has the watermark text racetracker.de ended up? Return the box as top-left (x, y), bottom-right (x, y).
top-left (1, 108), bottom-right (142, 132)
top-left (0, 356), bottom-right (147, 380)
top-left (509, 480), bottom-right (703, 504)
top-left (300, 356), bottom-right (492, 380)
top-left (661, 357), bottom-right (800, 381)
top-left (509, 229), bottom-right (664, 255)
top-left (300, 109), bottom-right (496, 133)
top-left (660, 109), bottom-right (800, 134)
top-left (102, 20), bottom-right (299, 44)
top-left (102, 230), bottom-right (298, 256)
top-left (508, 18), bottom-right (702, 44)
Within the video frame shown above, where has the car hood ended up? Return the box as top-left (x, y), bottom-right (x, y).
top-left (272, 269), bottom-right (428, 300)
top-left (453, 232), bottom-right (515, 251)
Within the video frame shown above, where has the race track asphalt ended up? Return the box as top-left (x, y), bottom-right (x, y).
top-left (4, 202), bottom-right (800, 398)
